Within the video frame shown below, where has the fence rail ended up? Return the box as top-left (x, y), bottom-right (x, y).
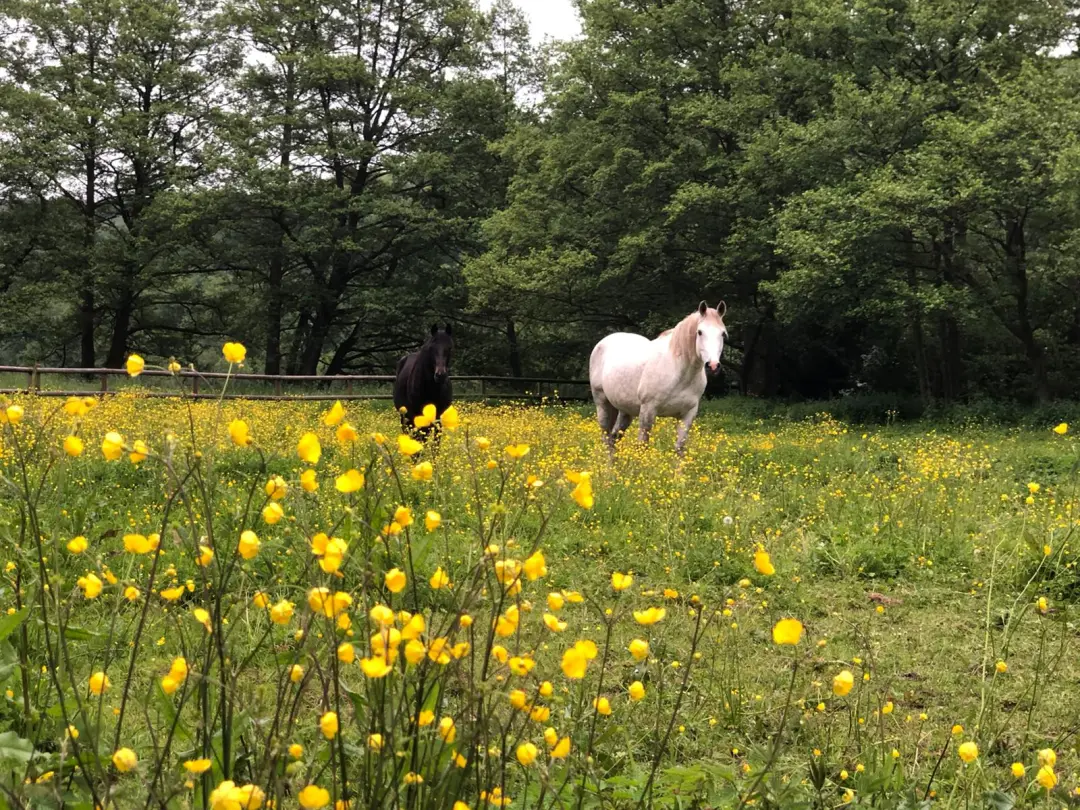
top-left (0, 365), bottom-right (591, 402)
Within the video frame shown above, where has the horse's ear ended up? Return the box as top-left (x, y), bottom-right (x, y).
top-left (716, 300), bottom-right (727, 317)
top-left (444, 323), bottom-right (452, 336)
top-left (430, 324), bottom-right (438, 336)
top-left (698, 301), bottom-right (708, 316)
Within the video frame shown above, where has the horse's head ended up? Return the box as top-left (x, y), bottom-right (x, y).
top-left (695, 300), bottom-right (727, 373)
top-left (428, 323), bottom-right (454, 382)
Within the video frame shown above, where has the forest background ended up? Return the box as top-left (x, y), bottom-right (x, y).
top-left (2, 0), bottom-right (1080, 406)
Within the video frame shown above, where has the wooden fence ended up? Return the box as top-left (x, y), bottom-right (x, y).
top-left (0, 365), bottom-right (591, 402)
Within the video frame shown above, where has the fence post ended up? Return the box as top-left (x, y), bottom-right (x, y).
top-left (480, 378), bottom-right (487, 401)
top-left (192, 375), bottom-right (200, 397)
top-left (100, 372), bottom-right (108, 396)
top-left (347, 379), bottom-right (354, 396)
top-left (26, 366), bottom-right (34, 392)
top-left (274, 377), bottom-right (282, 396)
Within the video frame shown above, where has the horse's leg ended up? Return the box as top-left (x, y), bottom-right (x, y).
top-left (675, 404), bottom-right (699, 456)
top-left (595, 398), bottom-right (617, 451)
top-left (637, 407), bottom-right (656, 445)
top-left (612, 412), bottom-right (632, 445)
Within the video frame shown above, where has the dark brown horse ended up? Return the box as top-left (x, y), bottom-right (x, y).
top-left (393, 325), bottom-right (454, 439)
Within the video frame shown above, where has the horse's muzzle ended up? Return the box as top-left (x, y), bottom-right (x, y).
top-left (434, 370), bottom-right (448, 382)
top-left (707, 361), bottom-right (719, 373)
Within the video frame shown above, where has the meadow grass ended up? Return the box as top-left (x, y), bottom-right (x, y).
top-left (0, 382), bottom-right (1077, 809)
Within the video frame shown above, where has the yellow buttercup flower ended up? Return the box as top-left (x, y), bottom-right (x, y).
top-left (516, 742), bottom-right (538, 766)
top-left (833, 670), bottom-right (854, 696)
top-left (560, 644), bottom-right (588, 679)
top-left (160, 585), bottom-right (185, 601)
top-left (125, 354), bottom-right (145, 377)
top-left (67, 535), bottom-right (88, 554)
top-left (414, 404), bottom-right (437, 428)
top-left (193, 608), bottom-right (213, 633)
top-left (228, 419), bottom-right (252, 447)
top-left (63, 434), bottom-right (84, 457)
top-left (957, 741), bottom-right (978, 764)
top-left (523, 550), bottom-right (547, 580)
top-left (438, 716), bottom-right (457, 743)
top-left (548, 592), bottom-right (565, 612)
top-left (123, 533), bottom-right (155, 554)
top-left (361, 657), bottom-right (392, 678)
top-left (337, 642), bottom-right (355, 664)
top-left (128, 439), bottom-right (149, 463)
top-left (611, 572), bottom-right (633, 591)
top-left (398, 434), bottom-right (423, 456)
top-left (336, 422), bottom-right (358, 443)
top-left (550, 736), bottom-right (571, 759)
top-left (335, 469), bottom-right (364, 493)
top-left (89, 671), bottom-right (110, 695)
top-left (183, 758), bottom-right (212, 775)
top-left (124, 586), bottom-right (140, 602)
top-left (593, 696), bottom-right (612, 715)
top-left (1038, 749), bottom-right (1056, 767)
top-left (1036, 765), bottom-right (1056, 790)
top-left (299, 785), bottom-right (330, 809)
top-left (197, 545), bottom-right (214, 567)
top-left (102, 431), bottom-right (125, 461)
top-left (411, 461), bottom-right (433, 481)
top-left (753, 550), bottom-right (775, 576)
top-left (222, 342), bottom-right (247, 364)
top-left (77, 573), bottom-right (103, 599)
top-left (425, 511), bottom-right (442, 532)
top-left (629, 681), bottom-right (645, 700)
top-left (297, 432), bottom-right (321, 464)
top-left (320, 711), bottom-right (338, 739)
top-left (323, 401), bottom-right (345, 426)
top-left (112, 747), bottom-right (138, 773)
top-left (628, 639), bottom-right (649, 661)
top-left (441, 405), bottom-right (460, 430)
top-left (633, 607), bottom-right (666, 626)
top-left (167, 359), bottom-right (181, 373)
top-left (1053, 422), bottom-right (1068, 435)
top-left (367, 733), bottom-right (383, 751)
top-left (2, 404), bottom-right (23, 424)
top-left (543, 613), bottom-right (567, 632)
top-left (1011, 762), bottom-right (1025, 778)
top-left (238, 530), bottom-right (260, 560)
top-left (505, 443), bottom-right (530, 459)
top-left (566, 470), bottom-right (594, 508)
top-left (270, 600), bottom-right (295, 624)
top-left (429, 567), bottom-right (450, 589)
top-left (262, 502), bottom-right (284, 525)
top-left (385, 568), bottom-right (407, 593)
top-left (265, 475), bottom-right (287, 500)
top-left (772, 618), bottom-right (803, 645)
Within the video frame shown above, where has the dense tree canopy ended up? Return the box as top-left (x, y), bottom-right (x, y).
top-left (1, 0), bottom-right (1078, 401)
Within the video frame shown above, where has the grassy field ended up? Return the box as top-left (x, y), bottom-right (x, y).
top-left (0, 388), bottom-right (1077, 809)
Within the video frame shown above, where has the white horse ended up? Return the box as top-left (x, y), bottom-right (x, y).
top-left (589, 301), bottom-right (727, 455)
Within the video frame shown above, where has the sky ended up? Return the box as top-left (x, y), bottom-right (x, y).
top-left (488, 0), bottom-right (582, 43)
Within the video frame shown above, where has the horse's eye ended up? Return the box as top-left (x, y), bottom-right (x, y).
top-left (697, 329), bottom-right (702, 336)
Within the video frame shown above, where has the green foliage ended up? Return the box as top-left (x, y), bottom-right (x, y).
top-left (2, 0), bottom-right (1080, 402)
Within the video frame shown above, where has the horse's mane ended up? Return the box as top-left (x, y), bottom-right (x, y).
top-left (667, 308), bottom-right (722, 364)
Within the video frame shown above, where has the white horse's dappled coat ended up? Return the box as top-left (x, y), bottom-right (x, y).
top-left (589, 301), bottom-right (727, 454)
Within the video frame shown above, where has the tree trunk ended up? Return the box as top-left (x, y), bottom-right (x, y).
top-left (104, 278), bottom-right (136, 368)
top-left (265, 69), bottom-right (295, 376)
top-left (79, 144), bottom-right (97, 368)
top-left (265, 247), bottom-right (285, 375)
top-left (324, 320), bottom-right (362, 377)
top-left (1005, 215), bottom-right (1050, 403)
top-left (506, 317), bottom-right (522, 377)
